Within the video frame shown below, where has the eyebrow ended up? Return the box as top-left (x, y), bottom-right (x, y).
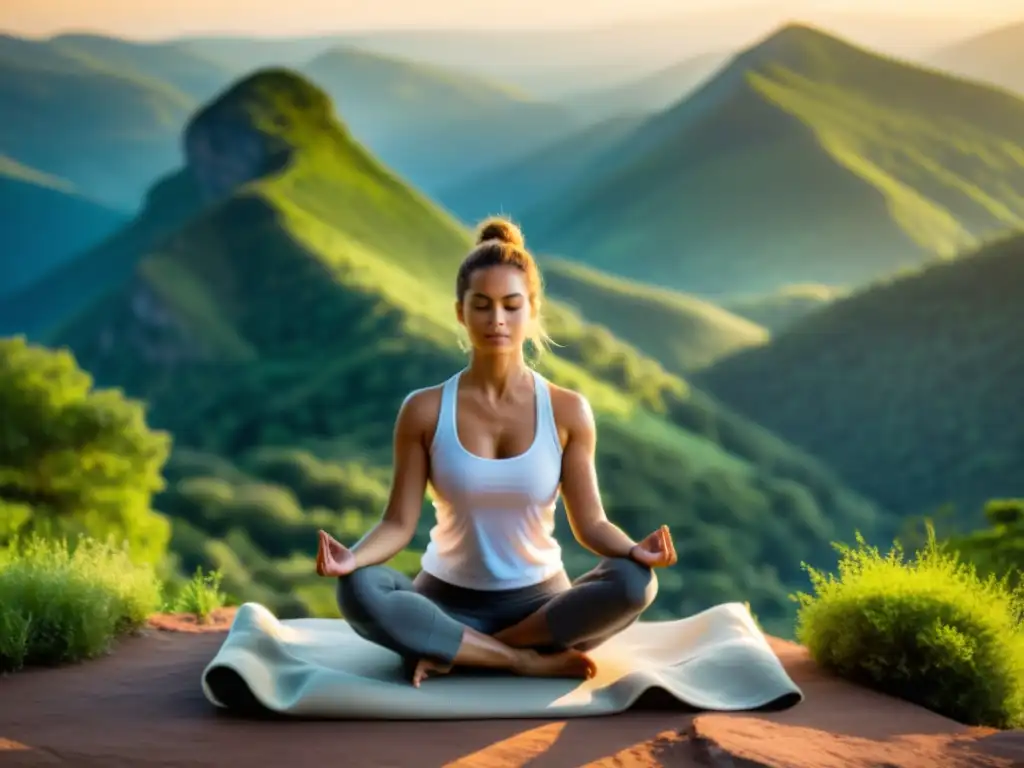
top-left (471, 292), bottom-right (524, 300)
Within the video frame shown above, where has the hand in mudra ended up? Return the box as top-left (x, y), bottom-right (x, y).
top-left (316, 530), bottom-right (357, 577)
top-left (629, 524), bottom-right (678, 568)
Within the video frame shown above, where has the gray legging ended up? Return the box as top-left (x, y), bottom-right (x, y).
top-left (336, 557), bottom-right (658, 666)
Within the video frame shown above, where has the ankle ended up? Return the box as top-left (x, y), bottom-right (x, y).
top-left (510, 648), bottom-right (541, 674)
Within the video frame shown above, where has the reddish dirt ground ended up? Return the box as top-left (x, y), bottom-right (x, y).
top-left (0, 613), bottom-right (1021, 767)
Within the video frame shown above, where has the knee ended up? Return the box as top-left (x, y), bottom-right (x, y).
top-left (606, 557), bottom-right (658, 612)
top-left (335, 565), bottom-right (391, 626)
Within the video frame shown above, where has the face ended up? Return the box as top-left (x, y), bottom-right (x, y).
top-left (456, 265), bottom-right (535, 353)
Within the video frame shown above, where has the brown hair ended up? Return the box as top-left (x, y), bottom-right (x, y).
top-left (455, 216), bottom-right (552, 357)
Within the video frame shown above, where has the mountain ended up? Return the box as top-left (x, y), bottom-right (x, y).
top-left (723, 283), bottom-right (847, 333)
top-left (437, 114), bottom-right (645, 224)
top-left (301, 46), bottom-right (584, 194)
top-left (565, 51), bottom-right (730, 121)
top-left (8, 67), bottom-right (891, 637)
top-left (0, 156), bottom-right (125, 299)
top-left (519, 23), bottom-right (1024, 298)
top-left (695, 231), bottom-right (1024, 523)
top-left (0, 38), bottom-right (196, 209)
top-left (540, 256), bottom-right (768, 374)
top-left (929, 21), bottom-right (1024, 96)
top-left (43, 34), bottom-right (239, 101)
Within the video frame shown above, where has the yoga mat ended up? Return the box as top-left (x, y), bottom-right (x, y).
top-left (201, 601), bottom-right (804, 719)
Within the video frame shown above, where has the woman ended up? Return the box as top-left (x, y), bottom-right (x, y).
top-left (316, 216), bottom-right (678, 687)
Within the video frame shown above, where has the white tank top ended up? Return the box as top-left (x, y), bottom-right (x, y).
top-left (419, 368), bottom-right (565, 590)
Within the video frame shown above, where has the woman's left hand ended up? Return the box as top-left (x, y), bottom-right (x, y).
top-left (629, 525), bottom-right (678, 568)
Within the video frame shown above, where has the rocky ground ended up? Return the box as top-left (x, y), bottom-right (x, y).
top-left (0, 609), bottom-right (1021, 767)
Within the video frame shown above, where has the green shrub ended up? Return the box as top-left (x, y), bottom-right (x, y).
top-left (0, 534), bottom-right (163, 674)
top-left (792, 525), bottom-right (1024, 728)
top-left (167, 566), bottom-right (227, 622)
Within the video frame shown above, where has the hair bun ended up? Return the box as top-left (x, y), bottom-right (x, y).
top-left (476, 216), bottom-right (525, 248)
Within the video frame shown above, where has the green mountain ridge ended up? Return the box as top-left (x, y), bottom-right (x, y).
top-left (540, 256), bottom-right (769, 374)
top-left (723, 283), bottom-right (847, 333)
top-left (695, 229), bottom-right (1024, 522)
top-left (518, 22), bottom-right (1024, 297)
top-left (437, 114), bottom-right (645, 224)
top-left (302, 45), bottom-right (584, 195)
top-left (0, 37), bottom-right (197, 209)
top-left (0, 157), bottom-right (126, 299)
top-left (564, 50), bottom-right (730, 121)
top-left (45, 33), bottom-right (240, 101)
top-left (15, 68), bottom-right (891, 636)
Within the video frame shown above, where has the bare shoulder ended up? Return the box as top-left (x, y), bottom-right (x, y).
top-left (547, 381), bottom-right (596, 444)
top-left (396, 385), bottom-right (444, 443)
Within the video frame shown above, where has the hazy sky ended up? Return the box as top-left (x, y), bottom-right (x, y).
top-left (2, 0), bottom-right (1018, 39)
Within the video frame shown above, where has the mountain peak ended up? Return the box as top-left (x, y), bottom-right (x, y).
top-left (183, 68), bottom-right (339, 201)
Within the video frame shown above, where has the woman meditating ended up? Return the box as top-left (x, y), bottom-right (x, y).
top-left (315, 216), bottom-right (677, 687)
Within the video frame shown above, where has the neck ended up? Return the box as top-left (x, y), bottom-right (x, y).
top-left (464, 349), bottom-right (530, 398)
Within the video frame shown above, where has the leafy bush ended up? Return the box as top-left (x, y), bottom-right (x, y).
top-left (0, 336), bottom-right (172, 565)
top-left (793, 525), bottom-right (1024, 728)
top-left (948, 499), bottom-right (1024, 591)
top-left (0, 534), bottom-right (163, 673)
top-left (167, 566), bottom-right (227, 622)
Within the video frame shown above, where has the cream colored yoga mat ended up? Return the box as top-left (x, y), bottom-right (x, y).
top-left (201, 601), bottom-right (804, 719)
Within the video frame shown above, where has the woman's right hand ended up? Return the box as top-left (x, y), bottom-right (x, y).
top-left (316, 530), bottom-right (357, 577)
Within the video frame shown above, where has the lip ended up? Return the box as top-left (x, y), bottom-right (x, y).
top-left (484, 333), bottom-right (509, 341)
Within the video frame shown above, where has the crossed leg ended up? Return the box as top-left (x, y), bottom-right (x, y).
top-left (493, 557), bottom-right (659, 650)
top-left (334, 562), bottom-right (596, 686)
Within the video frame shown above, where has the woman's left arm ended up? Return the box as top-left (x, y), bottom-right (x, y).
top-left (558, 391), bottom-right (640, 559)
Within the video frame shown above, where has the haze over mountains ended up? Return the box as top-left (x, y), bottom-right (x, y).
top-left (928, 21), bottom-right (1024, 97)
top-left (3, 10), bottom-right (1024, 633)
top-left (514, 23), bottom-right (1024, 297)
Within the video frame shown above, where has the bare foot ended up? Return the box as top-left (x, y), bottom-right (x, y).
top-left (411, 658), bottom-right (453, 688)
top-left (516, 649), bottom-right (597, 680)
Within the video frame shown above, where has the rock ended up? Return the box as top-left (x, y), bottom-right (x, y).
top-left (0, 627), bottom-right (1019, 767)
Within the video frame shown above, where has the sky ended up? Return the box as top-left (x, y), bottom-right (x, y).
top-left (2, 0), bottom-right (1019, 39)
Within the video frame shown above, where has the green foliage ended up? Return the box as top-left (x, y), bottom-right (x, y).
top-left (948, 499), bottom-right (1024, 590)
top-left (0, 534), bottom-right (163, 673)
top-left (166, 566), bottom-right (227, 622)
top-left (793, 525), bottom-right (1024, 728)
top-left (521, 24), bottom-right (1024, 297)
top-left (697, 232), bottom-right (1024, 521)
top-left (0, 337), bottom-right (173, 564)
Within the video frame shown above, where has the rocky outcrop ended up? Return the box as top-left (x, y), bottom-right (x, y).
top-left (182, 68), bottom-right (336, 202)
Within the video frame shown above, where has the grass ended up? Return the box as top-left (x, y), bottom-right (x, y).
top-left (0, 535), bottom-right (163, 673)
top-left (793, 524), bottom-right (1024, 728)
top-left (165, 566), bottom-right (228, 622)
top-left (520, 23), bottom-right (1024, 298)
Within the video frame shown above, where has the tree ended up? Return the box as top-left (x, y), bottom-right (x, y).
top-left (0, 336), bottom-right (172, 563)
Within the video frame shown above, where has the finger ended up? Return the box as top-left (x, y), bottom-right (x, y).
top-left (663, 527), bottom-right (677, 564)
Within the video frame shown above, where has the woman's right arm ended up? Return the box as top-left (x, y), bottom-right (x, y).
top-left (349, 390), bottom-right (432, 569)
